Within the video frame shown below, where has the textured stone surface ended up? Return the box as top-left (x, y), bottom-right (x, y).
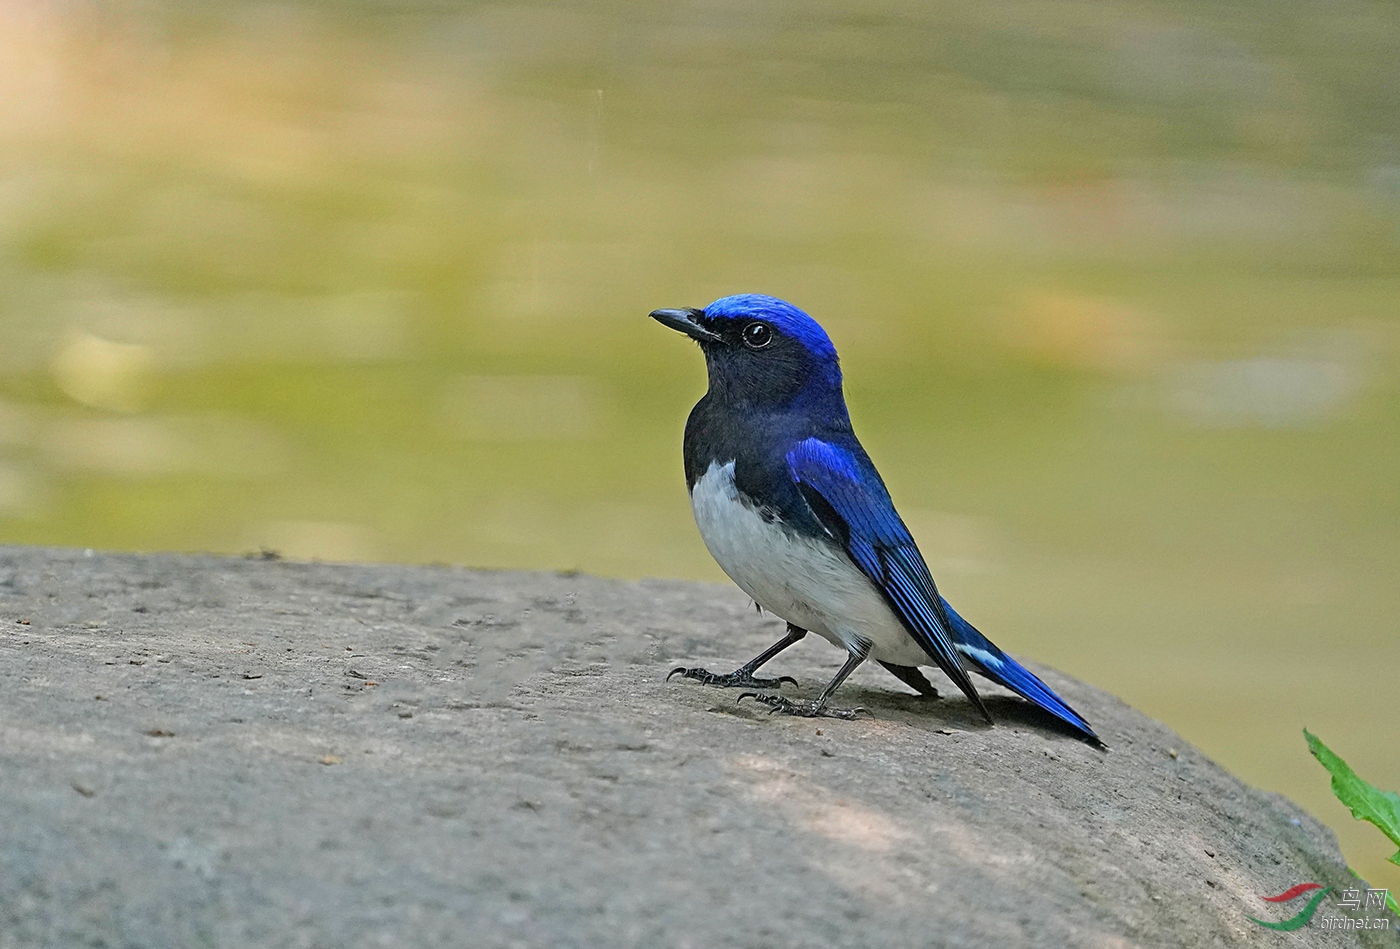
top-left (0, 546), bottom-right (1390, 948)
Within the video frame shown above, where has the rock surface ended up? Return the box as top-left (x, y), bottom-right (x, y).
top-left (0, 546), bottom-right (1392, 948)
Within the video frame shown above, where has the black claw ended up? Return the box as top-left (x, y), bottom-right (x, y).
top-left (667, 667), bottom-right (797, 690)
top-left (738, 692), bottom-right (870, 720)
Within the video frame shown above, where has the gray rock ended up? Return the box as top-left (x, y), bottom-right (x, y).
top-left (0, 546), bottom-right (1389, 948)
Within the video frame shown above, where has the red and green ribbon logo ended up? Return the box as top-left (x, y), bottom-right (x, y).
top-left (1248, 883), bottom-right (1333, 931)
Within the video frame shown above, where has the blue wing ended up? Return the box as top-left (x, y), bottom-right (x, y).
top-left (786, 437), bottom-right (991, 722)
top-left (787, 436), bottom-right (1100, 744)
top-left (940, 599), bottom-right (1100, 744)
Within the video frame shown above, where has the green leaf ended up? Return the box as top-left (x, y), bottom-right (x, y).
top-left (1305, 729), bottom-right (1400, 868)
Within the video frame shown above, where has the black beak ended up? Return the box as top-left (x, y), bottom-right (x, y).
top-left (650, 307), bottom-right (722, 342)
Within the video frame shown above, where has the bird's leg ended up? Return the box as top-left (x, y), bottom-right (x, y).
top-left (667, 623), bottom-right (806, 689)
top-left (740, 648), bottom-right (869, 720)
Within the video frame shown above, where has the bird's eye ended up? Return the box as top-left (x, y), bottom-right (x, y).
top-left (741, 322), bottom-right (773, 349)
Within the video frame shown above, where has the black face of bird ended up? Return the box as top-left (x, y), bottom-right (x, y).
top-left (651, 302), bottom-right (842, 409)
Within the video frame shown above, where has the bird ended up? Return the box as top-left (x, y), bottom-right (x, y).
top-left (651, 293), bottom-right (1100, 745)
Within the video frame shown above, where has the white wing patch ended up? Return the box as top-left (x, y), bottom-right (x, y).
top-left (955, 643), bottom-right (1001, 671)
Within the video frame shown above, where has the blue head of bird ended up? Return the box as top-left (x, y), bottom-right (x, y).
top-left (651, 294), bottom-right (845, 412)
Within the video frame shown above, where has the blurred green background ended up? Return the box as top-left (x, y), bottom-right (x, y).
top-left (0, 0), bottom-right (1396, 883)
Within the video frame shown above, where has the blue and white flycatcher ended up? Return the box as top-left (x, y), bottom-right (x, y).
top-left (652, 294), bottom-right (1099, 744)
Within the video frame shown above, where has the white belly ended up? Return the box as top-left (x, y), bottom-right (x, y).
top-left (689, 460), bottom-right (927, 666)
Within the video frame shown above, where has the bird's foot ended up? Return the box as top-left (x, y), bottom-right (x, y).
top-left (667, 666), bottom-right (797, 690)
top-left (738, 692), bottom-right (867, 720)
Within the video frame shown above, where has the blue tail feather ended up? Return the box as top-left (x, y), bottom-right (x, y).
top-left (940, 598), bottom-right (1100, 745)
